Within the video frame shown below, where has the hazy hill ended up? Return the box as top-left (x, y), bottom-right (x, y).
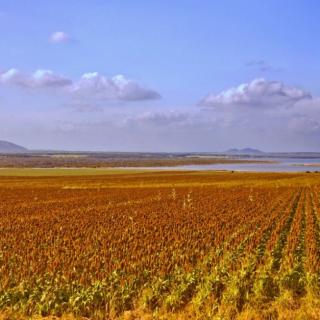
top-left (0, 140), bottom-right (28, 153)
top-left (226, 148), bottom-right (265, 155)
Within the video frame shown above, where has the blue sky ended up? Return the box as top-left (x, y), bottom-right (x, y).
top-left (1, 0), bottom-right (320, 151)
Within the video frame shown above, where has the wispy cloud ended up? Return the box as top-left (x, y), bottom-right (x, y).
top-left (50, 31), bottom-right (71, 44)
top-left (245, 60), bottom-right (278, 72)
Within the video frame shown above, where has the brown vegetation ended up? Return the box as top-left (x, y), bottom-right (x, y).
top-left (0, 171), bottom-right (319, 319)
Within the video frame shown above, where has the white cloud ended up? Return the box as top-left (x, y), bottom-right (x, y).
top-left (32, 70), bottom-right (72, 87)
top-left (50, 31), bottom-right (71, 44)
top-left (200, 78), bottom-right (311, 108)
top-left (0, 68), bottom-right (71, 88)
top-left (0, 69), bottom-right (27, 87)
top-left (70, 72), bottom-right (161, 101)
top-left (0, 68), bottom-right (161, 102)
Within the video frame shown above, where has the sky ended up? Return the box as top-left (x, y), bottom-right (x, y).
top-left (0, 0), bottom-right (320, 152)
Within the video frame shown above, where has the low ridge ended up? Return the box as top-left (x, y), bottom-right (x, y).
top-left (0, 140), bottom-right (28, 153)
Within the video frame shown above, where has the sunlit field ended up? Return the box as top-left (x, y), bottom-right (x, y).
top-left (1, 170), bottom-right (320, 319)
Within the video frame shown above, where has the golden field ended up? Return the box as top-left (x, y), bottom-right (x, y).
top-left (0, 170), bottom-right (320, 319)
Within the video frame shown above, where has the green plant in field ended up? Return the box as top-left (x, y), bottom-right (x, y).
top-left (281, 269), bottom-right (306, 297)
top-left (271, 193), bottom-right (300, 272)
top-left (281, 207), bottom-right (307, 297)
top-left (142, 277), bottom-right (171, 311)
top-left (192, 275), bottom-right (221, 317)
top-left (164, 270), bottom-right (199, 311)
top-left (254, 271), bottom-right (280, 303)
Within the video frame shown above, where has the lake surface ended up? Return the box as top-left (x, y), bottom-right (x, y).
top-left (146, 157), bottom-right (320, 172)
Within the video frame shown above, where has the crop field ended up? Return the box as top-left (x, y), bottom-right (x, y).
top-left (0, 171), bottom-right (320, 319)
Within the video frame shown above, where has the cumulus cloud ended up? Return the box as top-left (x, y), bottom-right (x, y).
top-left (50, 31), bottom-right (71, 43)
top-left (70, 72), bottom-right (161, 101)
top-left (200, 78), bottom-right (311, 108)
top-left (0, 69), bottom-right (27, 87)
top-left (0, 68), bottom-right (71, 88)
top-left (0, 68), bottom-right (160, 102)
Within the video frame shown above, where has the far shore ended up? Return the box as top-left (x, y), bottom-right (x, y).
top-left (0, 154), bottom-right (277, 169)
top-left (291, 163), bottom-right (320, 167)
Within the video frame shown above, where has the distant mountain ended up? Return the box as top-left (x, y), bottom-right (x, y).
top-left (226, 148), bottom-right (265, 155)
top-left (0, 140), bottom-right (28, 153)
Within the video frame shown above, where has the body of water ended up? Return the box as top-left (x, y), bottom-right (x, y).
top-left (145, 158), bottom-right (320, 172)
